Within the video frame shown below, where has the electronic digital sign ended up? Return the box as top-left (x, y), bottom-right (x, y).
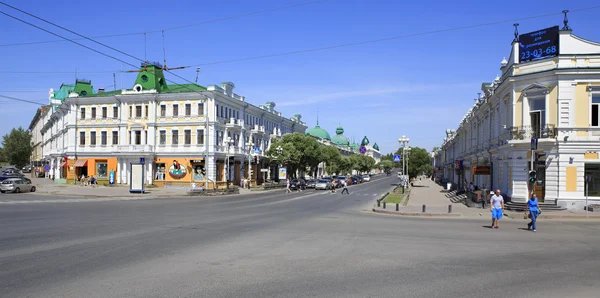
top-left (519, 26), bottom-right (559, 63)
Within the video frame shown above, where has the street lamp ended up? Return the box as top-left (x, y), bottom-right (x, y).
top-left (225, 136), bottom-right (232, 188)
top-left (398, 135), bottom-right (410, 193)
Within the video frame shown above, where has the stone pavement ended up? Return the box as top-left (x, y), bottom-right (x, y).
top-left (373, 178), bottom-right (600, 220)
top-left (373, 178), bottom-right (485, 218)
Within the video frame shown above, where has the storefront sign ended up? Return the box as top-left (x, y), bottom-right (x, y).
top-left (472, 166), bottom-right (491, 175)
top-left (168, 160), bottom-right (187, 179)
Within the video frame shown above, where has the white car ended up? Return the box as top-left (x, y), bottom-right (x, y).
top-left (362, 175), bottom-right (371, 182)
top-left (0, 178), bottom-right (36, 193)
top-left (315, 179), bottom-right (332, 190)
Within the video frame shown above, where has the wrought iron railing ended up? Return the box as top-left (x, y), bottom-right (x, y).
top-left (507, 125), bottom-right (556, 140)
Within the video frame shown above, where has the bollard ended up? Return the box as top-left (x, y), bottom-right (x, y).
top-left (383, 202), bottom-right (386, 209)
top-left (422, 204), bottom-right (426, 213)
top-left (396, 203), bottom-right (399, 211)
top-left (448, 204), bottom-right (452, 213)
top-left (377, 200), bottom-right (380, 207)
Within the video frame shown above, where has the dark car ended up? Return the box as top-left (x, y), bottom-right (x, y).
top-left (354, 175), bottom-right (364, 183)
top-left (290, 179), bottom-right (306, 190)
top-left (349, 177), bottom-right (358, 185)
top-left (22, 165), bottom-right (32, 173)
top-left (306, 179), bottom-right (316, 189)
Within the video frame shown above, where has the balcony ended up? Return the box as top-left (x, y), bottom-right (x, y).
top-left (508, 125), bottom-right (557, 140)
top-left (250, 124), bottom-right (265, 134)
top-left (225, 118), bottom-right (242, 130)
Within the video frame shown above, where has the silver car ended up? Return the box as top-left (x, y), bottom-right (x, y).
top-left (0, 178), bottom-right (36, 193)
top-left (315, 179), bottom-right (332, 190)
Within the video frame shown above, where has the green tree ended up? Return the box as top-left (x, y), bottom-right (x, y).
top-left (0, 147), bottom-right (7, 163)
top-left (400, 147), bottom-right (431, 179)
top-left (320, 145), bottom-right (342, 175)
top-left (1, 127), bottom-right (33, 168)
top-left (350, 154), bottom-right (376, 174)
top-left (266, 133), bottom-right (322, 178)
top-left (377, 160), bottom-right (395, 173)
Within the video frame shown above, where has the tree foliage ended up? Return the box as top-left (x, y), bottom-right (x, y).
top-left (266, 133), bottom-right (377, 177)
top-left (377, 160), bottom-right (395, 173)
top-left (1, 127), bottom-right (33, 168)
top-left (393, 147), bottom-right (431, 179)
top-left (350, 154), bottom-right (376, 174)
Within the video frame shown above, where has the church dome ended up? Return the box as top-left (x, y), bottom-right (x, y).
top-left (305, 121), bottom-right (331, 140)
top-left (373, 142), bottom-right (380, 151)
top-left (331, 125), bottom-right (349, 146)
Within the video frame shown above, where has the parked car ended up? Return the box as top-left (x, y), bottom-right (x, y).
top-left (349, 177), bottom-right (358, 185)
top-left (290, 179), bottom-right (306, 190)
top-left (354, 175), bottom-right (364, 183)
top-left (305, 179), bottom-right (316, 189)
top-left (362, 175), bottom-right (371, 182)
top-left (0, 178), bottom-right (36, 193)
top-left (22, 165), bottom-right (32, 173)
top-left (315, 179), bottom-right (332, 190)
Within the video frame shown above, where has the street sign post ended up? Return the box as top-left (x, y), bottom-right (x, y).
top-left (393, 154), bottom-right (401, 162)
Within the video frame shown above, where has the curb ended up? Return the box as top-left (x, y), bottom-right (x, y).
top-left (372, 208), bottom-right (462, 217)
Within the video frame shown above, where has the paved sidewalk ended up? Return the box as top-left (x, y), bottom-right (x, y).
top-left (373, 178), bottom-right (484, 218)
top-left (373, 178), bottom-right (600, 220)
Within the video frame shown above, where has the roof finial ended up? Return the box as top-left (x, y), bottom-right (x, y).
top-left (562, 10), bottom-right (571, 31)
top-left (513, 23), bottom-right (519, 42)
top-left (316, 111), bottom-right (319, 126)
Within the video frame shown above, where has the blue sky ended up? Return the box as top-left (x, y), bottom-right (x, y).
top-left (1, 0), bottom-right (600, 154)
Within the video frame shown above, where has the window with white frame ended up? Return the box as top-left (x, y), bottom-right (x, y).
top-left (592, 95), bottom-right (600, 127)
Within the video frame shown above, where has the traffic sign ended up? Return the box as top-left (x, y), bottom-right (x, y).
top-left (254, 147), bottom-right (261, 155)
top-left (393, 154), bottom-right (401, 162)
top-left (530, 138), bottom-right (538, 151)
top-left (359, 146), bottom-right (367, 154)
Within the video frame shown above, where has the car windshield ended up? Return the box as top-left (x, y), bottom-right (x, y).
top-left (317, 180), bottom-right (328, 183)
top-left (292, 179), bottom-right (298, 183)
top-left (337, 176), bottom-right (346, 180)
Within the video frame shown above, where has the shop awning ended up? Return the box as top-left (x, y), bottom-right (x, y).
top-left (74, 160), bottom-right (88, 167)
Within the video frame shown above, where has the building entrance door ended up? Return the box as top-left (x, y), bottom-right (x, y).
top-left (529, 161), bottom-right (545, 202)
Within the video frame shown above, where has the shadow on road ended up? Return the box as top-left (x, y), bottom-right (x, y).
top-left (482, 225), bottom-right (494, 229)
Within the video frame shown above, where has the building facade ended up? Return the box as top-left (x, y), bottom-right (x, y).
top-left (433, 26), bottom-right (600, 209)
top-left (39, 63), bottom-right (306, 188)
top-left (305, 121), bottom-right (381, 177)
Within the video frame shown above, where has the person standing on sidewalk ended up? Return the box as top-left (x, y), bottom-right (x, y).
top-left (341, 180), bottom-right (349, 194)
top-left (490, 189), bottom-right (504, 229)
top-left (527, 193), bottom-right (540, 232)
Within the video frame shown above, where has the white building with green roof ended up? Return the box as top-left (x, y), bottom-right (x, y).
top-left (39, 62), bottom-right (306, 188)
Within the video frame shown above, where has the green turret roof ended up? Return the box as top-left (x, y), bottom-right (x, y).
top-left (373, 142), bottom-right (380, 151)
top-left (361, 136), bottom-right (370, 146)
top-left (331, 125), bottom-right (349, 146)
top-left (306, 119), bottom-right (331, 140)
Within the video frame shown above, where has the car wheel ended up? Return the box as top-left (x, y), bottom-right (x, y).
top-left (14, 187), bottom-right (20, 193)
top-left (30, 186), bottom-right (36, 192)
top-left (0, 190), bottom-right (4, 193)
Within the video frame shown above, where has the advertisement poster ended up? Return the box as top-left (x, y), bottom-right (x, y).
top-left (278, 167), bottom-right (287, 180)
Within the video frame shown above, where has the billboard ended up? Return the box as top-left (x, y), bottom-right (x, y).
top-left (278, 167), bottom-right (287, 180)
top-left (519, 26), bottom-right (559, 63)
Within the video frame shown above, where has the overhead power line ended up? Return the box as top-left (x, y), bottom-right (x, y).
top-left (0, 0), bottom-right (327, 47)
top-left (0, 3), bottom-right (217, 109)
top-left (189, 5), bottom-right (600, 67)
top-left (0, 94), bottom-right (48, 106)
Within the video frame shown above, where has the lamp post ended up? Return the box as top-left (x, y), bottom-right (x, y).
top-left (398, 135), bottom-right (410, 193)
top-left (225, 136), bottom-right (232, 188)
top-left (406, 146), bottom-right (412, 184)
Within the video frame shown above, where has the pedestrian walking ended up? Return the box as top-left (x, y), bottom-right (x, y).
top-left (286, 179), bottom-right (292, 193)
top-left (490, 189), bottom-right (504, 229)
top-left (341, 180), bottom-right (349, 194)
top-left (331, 181), bottom-right (336, 193)
top-left (527, 193), bottom-right (541, 232)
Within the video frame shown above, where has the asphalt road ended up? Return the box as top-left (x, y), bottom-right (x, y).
top-left (1, 175), bottom-right (600, 298)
